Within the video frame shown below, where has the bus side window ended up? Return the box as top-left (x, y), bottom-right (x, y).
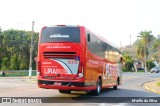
top-left (87, 33), bottom-right (90, 42)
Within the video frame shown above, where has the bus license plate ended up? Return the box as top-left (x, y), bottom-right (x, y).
top-left (54, 82), bottom-right (62, 86)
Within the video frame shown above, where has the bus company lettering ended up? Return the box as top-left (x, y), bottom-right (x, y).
top-left (68, 60), bottom-right (78, 64)
top-left (46, 46), bottom-right (71, 49)
top-left (89, 60), bottom-right (98, 64)
top-left (44, 68), bottom-right (67, 74)
top-left (42, 62), bottom-right (51, 64)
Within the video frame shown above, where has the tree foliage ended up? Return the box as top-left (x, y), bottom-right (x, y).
top-left (137, 31), bottom-right (154, 60)
top-left (146, 60), bottom-right (156, 71)
top-left (139, 31), bottom-right (154, 47)
top-left (153, 38), bottom-right (160, 62)
top-left (136, 40), bottom-right (149, 60)
top-left (121, 30), bottom-right (160, 72)
top-left (122, 54), bottom-right (134, 72)
top-left (0, 29), bottom-right (38, 70)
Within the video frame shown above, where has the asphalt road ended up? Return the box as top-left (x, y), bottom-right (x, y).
top-left (0, 72), bottom-right (160, 106)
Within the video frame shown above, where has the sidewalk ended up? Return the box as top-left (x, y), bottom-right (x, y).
top-left (143, 79), bottom-right (160, 94)
top-left (0, 76), bottom-right (37, 79)
top-left (0, 76), bottom-right (37, 83)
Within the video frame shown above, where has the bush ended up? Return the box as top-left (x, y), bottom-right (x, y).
top-left (146, 60), bottom-right (156, 71)
top-left (0, 70), bottom-right (37, 77)
top-left (122, 54), bottom-right (134, 72)
top-left (123, 61), bottom-right (134, 72)
top-left (157, 82), bottom-right (160, 86)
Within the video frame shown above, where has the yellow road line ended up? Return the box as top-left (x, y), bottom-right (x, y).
top-left (143, 83), bottom-right (160, 94)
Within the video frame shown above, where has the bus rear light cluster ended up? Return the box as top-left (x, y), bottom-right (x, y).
top-left (78, 73), bottom-right (83, 77)
top-left (76, 62), bottom-right (84, 79)
top-left (78, 62), bottom-right (83, 73)
top-left (37, 61), bottom-right (41, 76)
top-left (75, 73), bottom-right (84, 79)
top-left (37, 71), bottom-right (40, 76)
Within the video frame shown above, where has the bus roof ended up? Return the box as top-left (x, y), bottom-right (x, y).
top-left (42, 25), bottom-right (120, 52)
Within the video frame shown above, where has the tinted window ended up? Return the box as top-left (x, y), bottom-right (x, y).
top-left (87, 32), bottom-right (105, 58)
top-left (86, 31), bottom-right (120, 62)
top-left (41, 27), bottom-right (80, 43)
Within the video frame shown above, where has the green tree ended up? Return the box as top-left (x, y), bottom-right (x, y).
top-left (10, 54), bottom-right (19, 70)
top-left (146, 60), bottom-right (156, 71)
top-left (1, 57), bottom-right (8, 70)
top-left (153, 38), bottom-right (160, 63)
top-left (137, 31), bottom-right (154, 72)
top-left (0, 29), bottom-right (38, 70)
top-left (122, 54), bottom-right (134, 72)
top-left (136, 40), bottom-right (149, 62)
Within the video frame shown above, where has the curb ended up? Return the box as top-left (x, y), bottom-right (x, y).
top-left (142, 80), bottom-right (160, 94)
top-left (0, 76), bottom-right (37, 79)
top-left (25, 77), bottom-right (37, 82)
top-left (27, 79), bottom-right (37, 82)
top-left (0, 76), bottom-right (28, 79)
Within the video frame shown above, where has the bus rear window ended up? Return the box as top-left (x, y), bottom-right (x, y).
top-left (41, 27), bottom-right (80, 43)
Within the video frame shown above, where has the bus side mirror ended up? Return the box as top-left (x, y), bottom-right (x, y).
top-left (87, 34), bottom-right (90, 42)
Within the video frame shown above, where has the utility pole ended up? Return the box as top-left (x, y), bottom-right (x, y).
top-left (29, 21), bottom-right (34, 78)
top-left (130, 35), bottom-right (131, 54)
top-left (144, 43), bottom-right (147, 72)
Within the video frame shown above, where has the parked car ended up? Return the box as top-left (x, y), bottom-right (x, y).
top-left (150, 67), bottom-right (160, 73)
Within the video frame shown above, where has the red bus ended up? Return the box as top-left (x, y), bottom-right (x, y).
top-left (37, 25), bottom-right (123, 95)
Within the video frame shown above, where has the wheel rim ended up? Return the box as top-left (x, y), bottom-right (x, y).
top-left (97, 80), bottom-right (101, 94)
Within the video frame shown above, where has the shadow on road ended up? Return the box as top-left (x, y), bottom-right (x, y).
top-left (45, 87), bottom-right (160, 103)
top-left (69, 87), bottom-right (159, 97)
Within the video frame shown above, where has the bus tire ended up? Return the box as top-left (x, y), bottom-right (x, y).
top-left (91, 78), bottom-right (102, 96)
top-left (113, 79), bottom-right (119, 90)
top-left (59, 90), bottom-right (71, 94)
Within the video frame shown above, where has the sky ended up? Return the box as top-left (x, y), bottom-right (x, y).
top-left (0, 0), bottom-right (160, 47)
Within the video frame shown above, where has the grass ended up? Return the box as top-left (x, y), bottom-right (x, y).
top-left (0, 70), bottom-right (37, 77)
top-left (157, 82), bottom-right (160, 86)
top-left (137, 70), bottom-right (145, 72)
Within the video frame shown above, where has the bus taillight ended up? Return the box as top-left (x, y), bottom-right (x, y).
top-left (37, 61), bottom-right (41, 76)
top-left (77, 62), bottom-right (84, 78)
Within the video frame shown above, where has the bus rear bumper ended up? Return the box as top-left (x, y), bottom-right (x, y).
top-left (38, 80), bottom-right (96, 91)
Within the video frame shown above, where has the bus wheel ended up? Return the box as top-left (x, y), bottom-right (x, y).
top-left (113, 79), bottom-right (119, 90)
top-left (92, 78), bottom-right (102, 96)
top-left (59, 90), bottom-right (71, 94)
